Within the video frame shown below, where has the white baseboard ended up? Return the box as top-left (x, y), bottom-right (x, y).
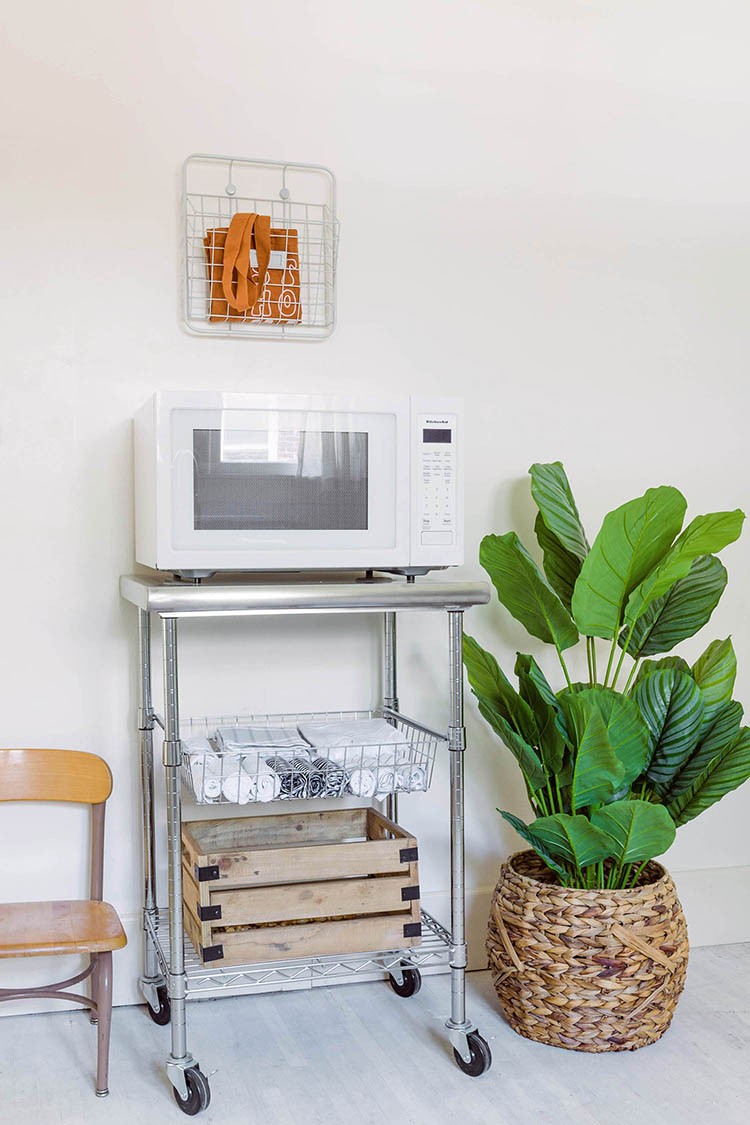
top-left (1, 867), bottom-right (747, 1017)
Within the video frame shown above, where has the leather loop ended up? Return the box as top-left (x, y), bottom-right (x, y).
top-left (221, 212), bottom-right (272, 312)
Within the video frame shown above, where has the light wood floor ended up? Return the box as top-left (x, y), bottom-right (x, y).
top-left (0, 947), bottom-right (748, 1124)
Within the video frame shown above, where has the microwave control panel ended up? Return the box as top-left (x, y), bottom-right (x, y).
top-left (418, 413), bottom-right (457, 547)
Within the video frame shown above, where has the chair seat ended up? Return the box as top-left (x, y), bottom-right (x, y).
top-left (0, 900), bottom-right (127, 959)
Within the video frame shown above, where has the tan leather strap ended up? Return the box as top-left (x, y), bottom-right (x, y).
top-left (221, 212), bottom-right (271, 312)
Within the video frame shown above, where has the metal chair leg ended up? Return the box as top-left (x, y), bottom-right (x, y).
top-left (89, 955), bottom-right (99, 1025)
top-left (95, 951), bottom-right (113, 1097)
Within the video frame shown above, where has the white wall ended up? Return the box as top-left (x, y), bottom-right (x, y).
top-left (2, 1), bottom-right (750, 1012)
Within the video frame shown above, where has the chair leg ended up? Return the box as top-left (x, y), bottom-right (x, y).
top-left (95, 951), bottom-right (113, 1097)
top-left (89, 955), bottom-right (99, 1025)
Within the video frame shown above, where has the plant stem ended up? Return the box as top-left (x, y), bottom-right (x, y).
top-left (590, 638), bottom-right (598, 685)
top-left (603, 630), bottom-right (620, 689)
top-left (555, 645), bottom-right (573, 691)
top-left (628, 860), bottom-right (650, 889)
top-left (624, 659), bottom-right (640, 695)
top-left (586, 637), bottom-right (593, 685)
top-left (611, 621), bottom-right (638, 691)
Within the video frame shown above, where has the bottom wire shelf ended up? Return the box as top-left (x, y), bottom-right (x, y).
top-left (146, 910), bottom-right (451, 998)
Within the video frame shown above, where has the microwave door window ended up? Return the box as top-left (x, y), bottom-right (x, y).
top-left (192, 429), bottom-right (369, 531)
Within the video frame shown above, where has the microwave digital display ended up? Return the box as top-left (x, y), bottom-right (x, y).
top-left (423, 428), bottom-right (452, 443)
top-left (192, 428), bottom-right (369, 532)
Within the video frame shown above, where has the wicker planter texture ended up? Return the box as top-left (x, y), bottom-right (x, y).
top-left (487, 851), bottom-right (689, 1052)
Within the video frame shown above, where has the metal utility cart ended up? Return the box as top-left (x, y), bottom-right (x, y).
top-left (120, 572), bottom-right (492, 1115)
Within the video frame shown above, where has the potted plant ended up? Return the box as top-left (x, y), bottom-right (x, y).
top-left (465, 462), bottom-right (750, 1052)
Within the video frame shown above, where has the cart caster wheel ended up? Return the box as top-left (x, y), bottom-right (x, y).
top-left (453, 1031), bottom-right (492, 1077)
top-left (146, 985), bottom-right (171, 1026)
top-left (389, 965), bottom-right (422, 997)
top-left (173, 1067), bottom-right (211, 1116)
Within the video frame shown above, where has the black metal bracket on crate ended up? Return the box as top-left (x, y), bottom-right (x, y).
top-left (401, 885), bottom-right (420, 902)
top-left (195, 864), bottom-right (220, 883)
top-left (399, 846), bottom-right (419, 863)
top-left (403, 922), bottom-right (422, 939)
top-left (199, 944), bottom-right (224, 964)
top-left (197, 905), bottom-right (222, 922)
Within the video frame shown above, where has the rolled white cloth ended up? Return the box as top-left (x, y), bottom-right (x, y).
top-left (221, 765), bottom-right (254, 804)
top-left (252, 758), bottom-right (282, 803)
top-left (219, 752), bottom-right (283, 804)
top-left (347, 767), bottom-right (377, 798)
top-left (184, 737), bottom-right (223, 802)
top-left (397, 764), bottom-right (427, 792)
top-left (374, 766), bottom-right (398, 796)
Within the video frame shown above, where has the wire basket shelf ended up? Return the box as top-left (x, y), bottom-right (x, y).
top-left (183, 153), bottom-right (339, 340)
top-left (180, 708), bottom-right (442, 806)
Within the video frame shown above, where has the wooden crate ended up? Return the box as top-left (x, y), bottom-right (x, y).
top-left (181, 807), bottom-right (421, 965)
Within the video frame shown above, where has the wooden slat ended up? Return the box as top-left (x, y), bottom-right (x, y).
top-left (208, 875), bottom-right (414, 927)
top-left (0, 749), bottom-right (112, 805)
top-left (182, 809), bottom-right (370, 864)
top-left (206, 914), bottom-right (414, 965)
top-left (0, 900), bottom-right (126, 958)
top-left (204, 838), bottom-right (409, 887)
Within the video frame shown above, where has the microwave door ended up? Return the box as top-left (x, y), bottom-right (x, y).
top-left (168, 406), bottom-right (407, 570)
top-left (192, 427), bottom-right (369, 533)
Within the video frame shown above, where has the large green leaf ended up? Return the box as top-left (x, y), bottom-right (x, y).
top-left (591, 800), bottom-right (676, 864)
top-left (662, 699), bottom-right (743, 802)
top-left (476, 697), bottom-right (548, 792)
top-left (668, 727), bottom-right (750, 826)
top-left (480, 532), bottom-right (579, 651)
top-left (499, 811), bottom-right (570, 881)
top-left (571, 486), bottom-right (686, 639)
top-left (560, 692), bottom-right (624, 810)
top-left (692, 638), bottom-right (736, 729)
top-left (463, 634), bottom-right (537, 742)
top-left (633, 669), bottom-right (705, 794)
top-left (534, 512), bottom-right (581, 612)
top-left (530, 461), bottom-right (589, 560)
top-left (624, 510), bottom-right (744, 628)
top-left (513, 812), bottom-right (611, 869)
top-left (515, 653), bottom-right (568, 774)
top-left (619, 556), bottom-right (727, 659)
top-left (633, 656), bottom-right (691, 688)
top-left (573, 687), bottom-right (651, 790)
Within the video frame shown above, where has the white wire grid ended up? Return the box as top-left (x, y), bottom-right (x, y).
top-left (147, 911), bottom-right (450, 998)
top-left (183, 154), bottom-right (339, 340)
top-left (180, 708), bottom-right (442, 805)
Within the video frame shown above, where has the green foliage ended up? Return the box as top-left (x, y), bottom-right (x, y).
top-left (468, 462), bottom-right (750, 889)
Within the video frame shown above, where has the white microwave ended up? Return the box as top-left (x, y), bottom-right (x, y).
top-left (134, 391), bottom-right (463, 576)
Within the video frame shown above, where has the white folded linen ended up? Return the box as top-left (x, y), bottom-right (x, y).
top-left (347, 767), bottom-right (376, 798)
top-left (184, 737), bottom-right (223, 802)
top-left (397, 764), bottom-right (427, 792)
top-left (298, 719), bottom-right (411, 767)
top-left (215, 725), bottom-right (311, 752)
top-left (221, 768), bottom-right (254, 804)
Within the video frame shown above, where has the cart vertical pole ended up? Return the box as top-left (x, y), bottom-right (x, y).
top-left (162, 617), bottom-right (195, 1088)
top-left (137, 609), bottom-right (159, 987)
top-left (446, 609), bottom-right (468, 1029)
top-left (383, 611), bottom-right (399, 824)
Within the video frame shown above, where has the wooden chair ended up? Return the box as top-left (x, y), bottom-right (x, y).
top-left (0, 749), bottom-right (127, 1097)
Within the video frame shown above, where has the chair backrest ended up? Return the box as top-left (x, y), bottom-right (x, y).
top-left (0, 749), bottom-right (112, 805)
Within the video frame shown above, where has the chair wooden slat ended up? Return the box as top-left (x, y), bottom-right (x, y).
top-left (0, 749), bottom-right (112, 804)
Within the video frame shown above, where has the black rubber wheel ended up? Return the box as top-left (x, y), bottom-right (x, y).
top-left (389, 965), bottom-right (422, 997)
top-left (173, 1067), bottom-right (211, 1116)
top-left (146, 985), bottom-right (171, 1026)
top-left (453, 1031), bottom-right (492, 1077)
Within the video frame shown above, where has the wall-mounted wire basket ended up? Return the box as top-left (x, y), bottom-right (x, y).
top-left (180, 708), bottom-right (442, 806)
top-left (182, 153), bottom-right (339, 340)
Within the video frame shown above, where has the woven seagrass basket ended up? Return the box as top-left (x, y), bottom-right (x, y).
top-left (487, 851), bottom-right (689, 1052)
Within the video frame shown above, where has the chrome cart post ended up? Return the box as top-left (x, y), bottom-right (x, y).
top-left (162, 617), bottom-right (210, 1112)
top-left (383, 611), bottom-right (399, 825)
top-left (137, 609), bottom-right (164, 1014)
top-left (445, 609), bottom-right (492, 1076)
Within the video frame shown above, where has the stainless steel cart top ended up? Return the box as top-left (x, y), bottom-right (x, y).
top-left (119, 573), bottom-right (490, 617)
